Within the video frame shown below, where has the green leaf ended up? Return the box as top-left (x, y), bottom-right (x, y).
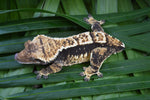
top-left (136, 0), bottom-right (149, 8)
top-left (118, 0), bottom-right (133, 12)
top-left (0, 1), bottom-right (150, 99)
top-left (1, 56), bottom-right (150, 87)
top-left (0, 17), bottom-right (76, 35)
top-left (0, 8), bottom-right (150, 35)
top-left (0, 7), bottom-right (150, 35)
top-left (6, 75), bottom-right (150, 100)
top-left (105, 94), bottom-right (150, 100)
top-left (107, 21), bottom-right (150, 36)
top-left (96, 0), bottom-right (118, 14)
top-left (61, 0), bottom-right (87, 15)
top-left (0, 8), bottom-right (89, 29)
top-left (16, 0), bottom-right (39, 19)
top-left (113, 33), bottom-right (150, 53)
top-left (34, 0), bottom-right (60, 17)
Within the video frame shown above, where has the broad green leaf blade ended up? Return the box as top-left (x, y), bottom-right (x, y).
top-left (9, 0), bottom-right (19, 21)
top-left (0, 55), bottom-right (33, 69)
top-left (41, 0), bottom-right (60, 16)
top-left (125, 49), bottom-right (150, 94)
top-left (0, 1), bottom-right (150, 100)
top-left (0, 17), bottom-right (76, 35)
top-left (83, 0), bottom-right (96, 15)
top-left (0, 0), bottom-right (8, 23)
top-left (0, 56), bottom-right (150, 87)
top-left (0, 8), bottom-right (89, 29)
top-left (61, 0), bottom-right (87, 15)
top-left (0, 8), bottom-right (150, 34)
top-left (105, 94), bottom-right (150, 100)
top-left (6, 75), bottom-right (150, 100)
top-left (0, 8), bottom-right (150, 35)
top-left (16, 0), bottom-right (39, 19)
top-left (107, 21), bottom-right (150, 36)
top-left (118, 0), bottom-right (133, 12)
top-left (97, 0), bottom-right (118, 14)
top-left (98, 7), bottom-right (150, 23)
top-left (145, 0), bottom-right (150, 6)
top-left (0, 61), bottom-right (33, 99)
top-left (114, 33), bottom-right (150, 53)
top-left (136, 0), bottom-right (149, 8)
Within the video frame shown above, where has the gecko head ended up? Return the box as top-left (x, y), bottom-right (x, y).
top-left (15, 40), bottom-right (47, 65)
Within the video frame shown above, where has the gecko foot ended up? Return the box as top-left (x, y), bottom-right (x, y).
top-left (84, 76), bottom-right (90, 81)
top-left (80, 66), bottom-right (103, 81)
top-left (34, 71), bottom-right (49, 80)
top-left (80, 66), bottom-right (93, 81)
top-left (79, 72), bottom-right (85, 76)
top-left (97, 72), bottom-right (103, 78)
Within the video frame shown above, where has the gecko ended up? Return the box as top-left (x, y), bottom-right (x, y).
top-left (15, 15), bottom-right (125, 81)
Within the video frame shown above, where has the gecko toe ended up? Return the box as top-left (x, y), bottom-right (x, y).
top-left (88, 14), bottom-right (92, 18)
top-left (83, 17), bottom-right (88, 21)
top-left (83, 67), bottom-right (87, 71)
top-left (43, 75), bottom-right (48, 79)
top-left (84, 77), bottom-right (90, 81)
top-left (36, 74), bottom-right (42, 80)
top-left (80, 72), bottom-right (85, 76)
top-left (97, 72), bottom-right (103, 78)
top-left (34, 71), bottom-right (39, 74)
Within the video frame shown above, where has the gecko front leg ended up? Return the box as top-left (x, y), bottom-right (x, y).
top-left (80, 47), bottom-right (112, 81)
top-left (35, 63), bottom-right (62, 79)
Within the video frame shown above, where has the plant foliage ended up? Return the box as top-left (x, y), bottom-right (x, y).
top-left (0, 0), bottom-right (150, 100)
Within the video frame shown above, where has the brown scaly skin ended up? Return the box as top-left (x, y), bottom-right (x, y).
top-left (15, 15), bottom-right (125, 81)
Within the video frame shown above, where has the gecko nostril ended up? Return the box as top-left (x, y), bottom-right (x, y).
top-left (15, 53), bottom-right (18, 60)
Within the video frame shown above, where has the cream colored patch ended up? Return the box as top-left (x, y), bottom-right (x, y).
top-left (84, 53), bottom-right (88, 58)
top-left (107, 34), bottom-right (123, 47)
top-left (74, 55), bottom-right (79, 60)
top-left (32, 35), bottom-right (62, 62)
top-left (92, 31), bottom-right (106, 43)
top-left (64, 53), bottom-right (90, 66)
top-left (99, 48), bottom-right (107, 55)
top-left (59, 37), bottom-right (78, 49)
top-left (72, 32), bottom-right (93, 45)
top-left (121, 42), bottom-right (125, 48)
top-left (78, 53), bottom-right (90, 63)
top-left (87, 17), bottom-right (97, 25)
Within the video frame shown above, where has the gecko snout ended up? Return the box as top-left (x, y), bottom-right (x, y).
top-left (14, 53), bottom-right (18, 61)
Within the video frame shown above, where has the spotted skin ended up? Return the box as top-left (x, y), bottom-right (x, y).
top-left (15, 15), bottom-right (125, 81)
top-left (80, 47), bottom-right (116, 81)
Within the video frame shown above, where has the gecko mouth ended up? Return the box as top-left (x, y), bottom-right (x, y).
top-left (14, 53), bottom-right (47, 65)
top-left (15, 53), bottom-right (36, 64)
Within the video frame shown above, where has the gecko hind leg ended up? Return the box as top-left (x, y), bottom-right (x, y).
top-left (80, 47), bottom-right (110, 81)
top-left (35, 63), bottom-right (62, 80)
